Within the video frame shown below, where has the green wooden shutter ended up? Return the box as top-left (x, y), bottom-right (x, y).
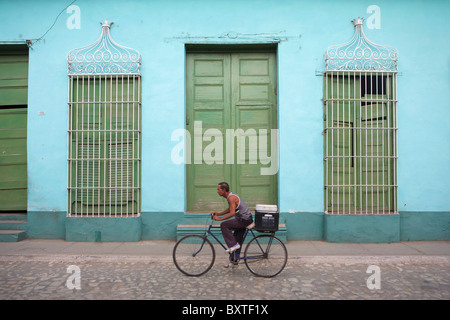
top-left (68, 75), bottom-right (141, 216)
top-left (0, 45), bottom-right (28, 211)
top-left (358, 100), bottom-right (395, 212)
top-left (324, 74), bottom-right (358, 213)
top-left (108, 141), bottom-right (134, 205)
top-left (324, 72), bottom-right (396, 214)
top-left (0, 45), bottom-right (28, 107)
top-left (0, 108), bottom-right (27, 211)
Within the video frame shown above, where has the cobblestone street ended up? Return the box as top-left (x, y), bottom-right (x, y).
top-left (0, 255), bottom-right (449, 301)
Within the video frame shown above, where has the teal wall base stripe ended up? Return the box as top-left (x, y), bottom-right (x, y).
top-left (141, 211), bottom-right (184, 240)
top-left (324, 214), bottom-right (400, 243)
top-left (281, 212), bottom-right (323, 240)
top-left (21, 211), bottom-right (450, 242)
top-left (66, 216), bottom-right (141, 242)
top-left (27, 211), bottom-right (65, 239)
top-left (400, 211), bottom-right (450, 241)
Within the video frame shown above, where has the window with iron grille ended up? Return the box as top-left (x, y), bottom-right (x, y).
top-left (323, 18), bottom-right (398, 215)
top-left (67, 21), bottom-right (141, 217)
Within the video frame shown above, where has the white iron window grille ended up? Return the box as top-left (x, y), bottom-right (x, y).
top-left (67, 21), bottom-right (141, 217)
top-left (323, 18), bottom-right (398, 215)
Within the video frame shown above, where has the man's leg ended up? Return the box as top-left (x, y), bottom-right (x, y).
top-left (233, 223), bottom-right (250, 246)
top-left (220, 219), bottom-right (247, 248)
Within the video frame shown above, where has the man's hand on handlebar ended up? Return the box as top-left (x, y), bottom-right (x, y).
top-left (211, 212), bottom-right (220, 221)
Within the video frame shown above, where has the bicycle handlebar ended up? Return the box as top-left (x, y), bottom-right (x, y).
top-left (209, 213), bottom-right (221, 228)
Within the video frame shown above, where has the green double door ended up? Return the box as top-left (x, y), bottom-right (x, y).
top-left (186, 51), bottom-right (278, 212)
top-left (0, 45), bottom-right (28, 212)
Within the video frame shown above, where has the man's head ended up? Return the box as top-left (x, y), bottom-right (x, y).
top-left (217, 182), bottom-right (230, 197)
top-left (218, 182), bottom-right (229, 192)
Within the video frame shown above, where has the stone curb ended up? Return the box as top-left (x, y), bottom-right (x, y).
top-left (1, 254), bottom-right (448, 265)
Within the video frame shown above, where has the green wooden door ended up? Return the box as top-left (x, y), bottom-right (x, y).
top-left (186, 51), bottom-right (277, 212)
top-left (0, 46), bottom-right (28, 211)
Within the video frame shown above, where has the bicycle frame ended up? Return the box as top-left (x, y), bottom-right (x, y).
top-left (195, 215), bottom-right (275, 262)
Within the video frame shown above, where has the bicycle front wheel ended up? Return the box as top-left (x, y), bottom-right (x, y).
top-left (244, 235), bottom-right (288, 278)
top-left (173, 234), bottom-right (215, 276)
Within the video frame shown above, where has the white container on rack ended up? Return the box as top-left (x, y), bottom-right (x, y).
top-left (255, 204), bottom-right (278, 213)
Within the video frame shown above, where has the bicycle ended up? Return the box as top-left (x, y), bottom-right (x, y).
top-left (173, 213), bottom-right (288, 278)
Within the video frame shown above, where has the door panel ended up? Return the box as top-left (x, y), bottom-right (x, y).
top-left (0, 46), bottom-right (28, 211)
top-left (186, 51), bottom-right (277, 212)
top-left (233, 53), bottom-right (277, 209)
top-left (187, 54), bottom-right (231, 211)
top-left (0, 109), bottom-right (27, 211)
top-left (0, 53), bottom-right (28, 106)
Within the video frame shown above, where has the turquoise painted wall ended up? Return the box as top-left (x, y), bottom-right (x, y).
top-left (0, 0), bottom-right (449, 241)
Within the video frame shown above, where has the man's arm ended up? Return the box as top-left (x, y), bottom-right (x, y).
top-left (214, 208), bottom-right (230, 216)
top-left (213, 196), bottom-right (237, 221)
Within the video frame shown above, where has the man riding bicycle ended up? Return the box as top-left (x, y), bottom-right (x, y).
top-left (173, 182), bottom-right (287, 276)
top-left (212, 182), bottom-right (253, 267)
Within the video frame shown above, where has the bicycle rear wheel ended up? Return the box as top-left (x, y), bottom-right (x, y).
top-left (244, 234), bottom-right (287, 278)
top-left (173, 234), bottom-right (215, 276)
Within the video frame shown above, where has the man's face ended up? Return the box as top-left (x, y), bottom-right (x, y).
top-left (217, 185), bottom-right (226, 197)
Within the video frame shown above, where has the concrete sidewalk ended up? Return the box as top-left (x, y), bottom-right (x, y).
top-left (0, 239), bottom-right (449, 263)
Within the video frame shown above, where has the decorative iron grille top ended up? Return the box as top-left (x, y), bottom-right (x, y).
top-left (325, 18), bottom-right (398, 72)
top-left (68, 20), bottom-right (141, 75)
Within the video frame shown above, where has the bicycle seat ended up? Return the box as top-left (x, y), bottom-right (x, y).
top-left (246, 222), bottom-right (255, 230)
